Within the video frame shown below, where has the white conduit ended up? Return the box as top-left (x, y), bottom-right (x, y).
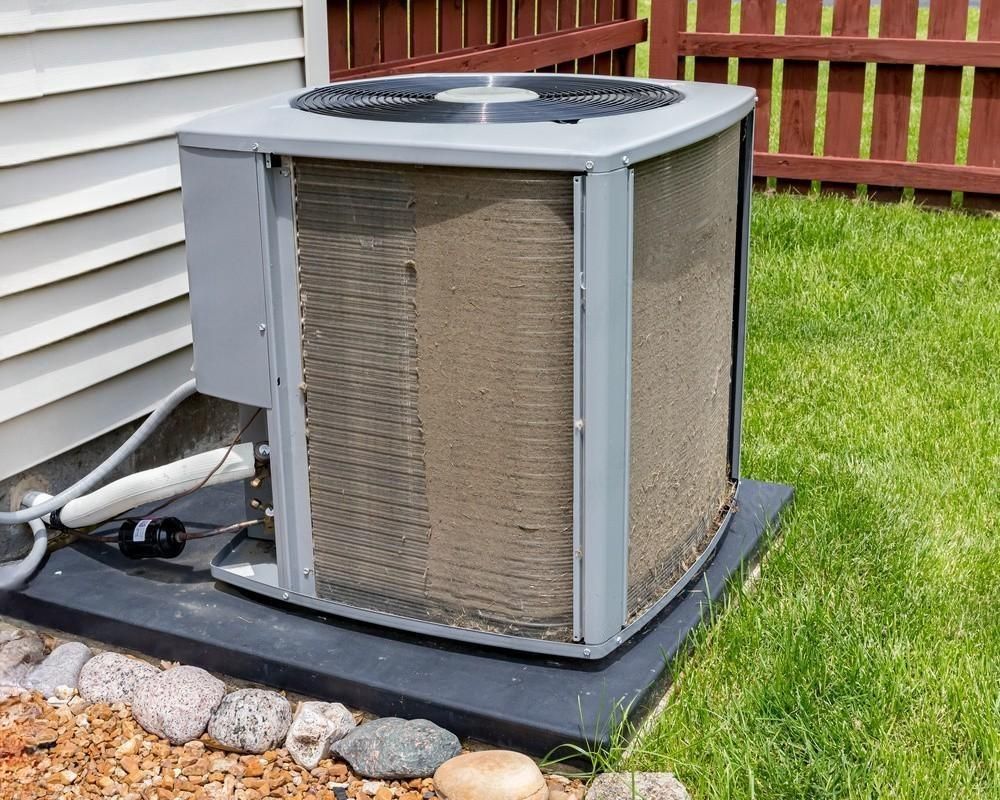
top-left (0, 518), bottom-right (48, 591)
top-left (0, 379), bottom-right (198, 526)
top-left (34, 442), bottom-right (258, 529)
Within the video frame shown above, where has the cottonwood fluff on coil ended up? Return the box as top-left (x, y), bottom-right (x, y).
top-left (294, 127), bottom-right (738, 641)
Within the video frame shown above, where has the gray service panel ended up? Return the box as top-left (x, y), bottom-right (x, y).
top-left (179, 147), bottom-right (272, 408)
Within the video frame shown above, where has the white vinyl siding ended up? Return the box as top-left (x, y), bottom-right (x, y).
top-left (0, 0), bottom-right (326, 480)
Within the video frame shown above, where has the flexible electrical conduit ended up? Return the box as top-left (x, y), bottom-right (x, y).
top-left (30, 442), bottom-right (258, 529)
top-left (0, 518), bottom-right (48, 591)
top-left (0, 379), bottom-right (197, 526)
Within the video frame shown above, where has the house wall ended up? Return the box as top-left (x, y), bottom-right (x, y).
top-left (0, 0), bottom-right (328, 557)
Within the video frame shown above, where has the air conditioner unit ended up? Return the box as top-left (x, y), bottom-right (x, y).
top-left (177, 74), bottom-right (756, 659)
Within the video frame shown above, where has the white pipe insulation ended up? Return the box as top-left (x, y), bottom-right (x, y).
top-left (32, 442), bottom-right (258, 529)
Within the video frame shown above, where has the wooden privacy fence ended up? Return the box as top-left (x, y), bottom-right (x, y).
top-left (327, 0), bottom-right (643, 79)
top-left (648, 0), bottom-right (1000, 206)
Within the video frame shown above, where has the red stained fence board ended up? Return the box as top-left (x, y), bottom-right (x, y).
top-left (594, 0), bottom-right (615, 74)
top-left (694, 0), bottom-right (730, 84)
top-left (648, 0), bottom-right (686, 79)
top-left (777, 0), bottom-right (822, 193)
top-left (737, 0), bottom-right (777, 154)
top-left (869, 0), bottom-right (918, 199)
top-left (916, 0), bottom-right (969, 205)
top-left (380, 0), bottom-right (409, 63)
top-left (328, 0), bottom-right (349, 72)
top-left (515, 0), bottom-right (536, 39)
top-left (410, 0), bottom-right (438, 56)
top-left (350, 0), bottom-right (382, 68)
top-left (440, 0), bottom-right (465, 51)
top-left (556, 0), bottom-right (580, 72)
top-left (967, 0), bottom-right (1000, 208)
top-left (823, 0), bottom-right (869, 195)
top-left (577, 0), bottom-right (597, 72)
top-left (465, 0), bottom-right (490, 47)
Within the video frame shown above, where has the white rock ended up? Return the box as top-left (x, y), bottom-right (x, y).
top-left (586, 772), bottom-right (690, 800)
top-left (78, 652), bottom-right (159, 705)
top-left (132, 665), bottom-right (225, 745)
top-left (284, 701), bottom-right (356, 770)
top-left (434, 751), bottom-right (548, 800)
top-left (25, 642), bottom-right (92, 698)
top-left (207, 688), bottom-right (292, 754)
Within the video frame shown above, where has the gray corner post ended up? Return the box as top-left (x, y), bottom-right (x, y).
top-left (577, 166), bottom-right (633, 646)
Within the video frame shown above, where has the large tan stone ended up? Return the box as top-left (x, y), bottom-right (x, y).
top-left (434, 750), bottom-right (548, 800)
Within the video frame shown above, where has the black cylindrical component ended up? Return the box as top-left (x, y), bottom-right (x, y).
top-left (118, 517), bottom-right (186, 559)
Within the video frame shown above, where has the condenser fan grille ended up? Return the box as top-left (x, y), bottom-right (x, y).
top-left (292, 75), bottom-right (684, 123)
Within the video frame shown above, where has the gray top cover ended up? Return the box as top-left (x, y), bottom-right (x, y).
top-left (177, 73), bottom-right (756, 172)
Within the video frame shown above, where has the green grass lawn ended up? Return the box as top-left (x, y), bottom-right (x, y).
top-left (613, 193), bottom-right (1000, 798)
top-left (620, 8), bottom-right (1000, 795)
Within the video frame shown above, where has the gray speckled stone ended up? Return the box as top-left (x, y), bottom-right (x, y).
top-left (284, 701), bottom-right (356, 770)
top-left (586, 773), bottom-right (691, 800)
top-left (207, 688), bottom-right (291, 754)
top-left (78, 652), bottom-right (159, 705)
top-left (132, 665), bottom-right (225, 745)
top-left (332, 717), bottom-right (461, 779)
top-left (0, 631), bottom-right (45, 687)
top-left (24, 642), bottom-right (92, 698)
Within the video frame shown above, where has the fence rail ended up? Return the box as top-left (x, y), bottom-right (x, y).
top-left (327, 0), bottom-right (643, 79)
top-left (649, 0), bottom-right (1000, 206)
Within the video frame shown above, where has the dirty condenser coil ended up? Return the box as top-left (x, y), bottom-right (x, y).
top-left (177, 74), bottom-right (756, 659)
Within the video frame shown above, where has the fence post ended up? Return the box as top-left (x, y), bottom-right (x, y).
top-left (648, 0), bottom-right (684, 79)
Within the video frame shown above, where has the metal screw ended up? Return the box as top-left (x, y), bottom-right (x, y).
top-left (258, 322), bottom-right (267, 335)
top-left (583, 648), bottom-right (592, 658)
top-left (250, 142), bottom-right (260, 151)
top-left (615, 636), bottom-right (623, 644)
top-left (622, 155), bottom-right (631, 165)
top-left (249, 498), bottom-right (263, 509)
top-left (303, 568), bottom-right (311, 577)
top-left (281, 592), bottom-right (289, 600)
top-left (257, 443), bottom-right (271, 458)
top-left (264, 505), bottom-right (275, 518)
top-left (280, 168), bottom-right (290, 177)
top-left (585, 160), bottom-right (595, 170)
top-left (574, 419), bottom-right (584, 431)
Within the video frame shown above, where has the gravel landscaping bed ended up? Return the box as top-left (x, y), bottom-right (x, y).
top-left (0, 623), bottom-right (600, 800)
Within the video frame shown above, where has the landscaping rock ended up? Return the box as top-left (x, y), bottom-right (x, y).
top-left (78, 652), bottom-right (159, 705)
top-left (284, 700), bottom-right (356, 769)
top-left (207, 688), bottom-right (292, 753)
top-left (0, 630), bottom-right (45, 686)
top-left (434, 750), bottom-right (548, 800)
top-left (333, 717), bottom-right (461, 779)
top-left (0, 685), bottom-right (26, 700)
top-left (0, 628), bottom-right (22, 646)
top-left (24, 641), bottom-right (92, 698)
top-left (132, 665), bottom-right (225, 744)
top-left (587, 772), bottom-right (691, 800)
